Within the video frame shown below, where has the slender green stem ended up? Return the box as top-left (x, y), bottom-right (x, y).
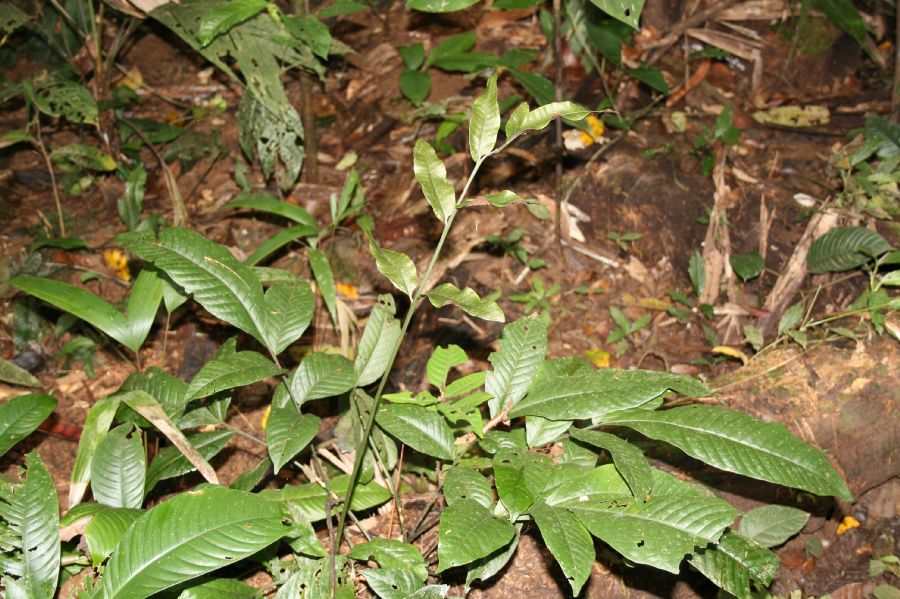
top-left (333, 155), bottom-right (488, 556)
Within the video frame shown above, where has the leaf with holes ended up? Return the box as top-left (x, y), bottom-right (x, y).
top-left (564, 494), bottom-right (736, 573)
top-left (0, 393), bottom-right (55, 458)
top-left (603, 405), bottom-right (852, 500)
top-left (427, 283), bottom-right (504, 322)
top-left (266, 407), bottom-right (320, 472)
top-left (96, 485), bottom-right (288, 598)
top-left (485, 314), bottom-right (548, 417)
top-left (437, 499), bottom-right (516, 572)
top-left (349, 538), bottom-right (428, 583)
top-left (186, 350), bottom-right (283, 401)
top-left (688, 529), bottom-right (780, 599)
top-left (376, 404), bottom-right (455, 460)
top-left (91, 424), bottom-right (146, 509)
top-left (443, 467), bottom-right (493, 509)
top-left (589, 0), bottom-right (644, 29)
top-left (0, 452), bottom-right (60, 598)
top-left (509, 369), bottom-right (708, 420)
top-left (493, 447), bottom-right (552, 518)
top-left (808, 226), bottom-right (891, 273)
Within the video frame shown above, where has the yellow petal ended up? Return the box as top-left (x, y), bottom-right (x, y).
top-left (836, 516), bottom-right (860, 534)
top-left (260, 405), bottom-right (272, 430)
top-left (335, 282), bottom-right (359, 298)
top-left (103, 249), bottom-right (132, 282)
top-left (584, 348), bottom-right (610, 368)
top-left (712, 345), bottom-right (748, 365)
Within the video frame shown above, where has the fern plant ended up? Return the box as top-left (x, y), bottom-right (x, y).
top-left (1, 77), bottom-right (851, 599)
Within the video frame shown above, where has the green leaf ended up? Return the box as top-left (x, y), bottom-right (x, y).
top-left (0, 452), bottom-right (60, 598)
top-left (224, 192), bottom-right (317, 229)
top-left (121, 367), bottom-right (189, 421)
top-left (730, 252), bottom-right (765, 281)
top-left (426, 345), bottom-right (468, 391)
top-left (118, 228), bottom-right (274, 353)
top-left (266, 407), bottom-right (320, 471)
top-left (589, 0), bottom-right (644, 29)
top-left (145, 430), bottom-right (233, 494)
top-left (629, 64), bottom-right (669, 93)
top-left (688, 529), bottom-right (780, 599)
top-left (509, 369), bottom-right (708, 420)
top-left (400, 69), bottom-right (431, 106)
top-left (376, 404), bottom-right (455, 460)
top-left (0, 357), bottom-right (41, 388)
top-left (264, 281), bottom-right (314, 354)
top-left (0, 394), bottom-right (55, 458)
top-left (485, 314), bottom-right (548, 417)
top-left (286, 353), bottom-right (356, 408)
top-left (739, 505), bottom-right (809, 548)
top-left (244, 225), bottom-right (319, 266)
top-left (464, 525), bottom-right (520, 590)
top-left (484, 190), bottom-right (523, 207)
top-left (689, 249), bottom-right (705, 296)
top-left (283, 14), bottom-right (331, 60)
top-left (0, 4), bottom-right (29, 35)
top-left (603, 405), bottom-right (853, 500)
top-left (91, 424), bottom-right (146, 509)
top-left (426, 32), bottom-right (476, 67)
top-left (118, 166), bottom-right (146, 231)
top-left (493, 447), bottom-right (552, 517)
top-left (469, 74), bottom-right (500, 162)
top-left (273, 475), bottom-right (390, 522)
top-left (814, 0), bottom-right (868, 49)
top-left (778, 302), bottom-right (804, 334)
top-left (397, 44), bottom-right (426, 69)
top-left (565, 494), bottom-right (736, 573)
top-left (355, 296), bottom-right (402, 387)
top-left (364, 231), bottom-right (419, 299)
top-left (569, 428), bottom-right (653, 500)
top-left (529, 502), bottom-right (594, 595)
top-left (413, 139), bottom-right (456, 222)
top-left (83, 506), bottom-right (144, 568)
top-left (307, 248), bottom-right (338, 325)
top-left (177, 577), bottom-right (257, 598)
top-left (186, 350), bottom-right (282, 401)
top-left (442, 467), bottom-right (493, 509)
top-left (349, 538), bottom-right (428, 582)
top-left (96, 485), bottom-right (288, 598)
top-left (197, 0), bottom-right (268, 45)
top-left (807, 226), bottom-right (892, 273)
top-left (362, 569), bottom-right (425, 599)
top-left (27, 79), bottom-right (99, 126)
top-left (51, 142), bottom-right (116, 172)
top-left (525, 416), bottom-right (572, 447)
top-left (70, 396), bottom-right (120, 508)
top-left (427, 283), bottom-right (504, 322)
top-left (437, 498), bottom-right (516, 572)
top-left (9, 275), bottom-right (136, 351)
top-left (407, 0), bottom-right (480, 12)
top-left (505, 101), bottom-right (589, 138)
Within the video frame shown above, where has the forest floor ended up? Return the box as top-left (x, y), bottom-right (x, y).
top-left (1, 0), bottom-right (898, 597)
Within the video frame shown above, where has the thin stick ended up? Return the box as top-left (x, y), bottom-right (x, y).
top-left (33, 119), bottom-right (65, 237)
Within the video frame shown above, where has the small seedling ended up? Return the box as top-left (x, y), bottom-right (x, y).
top-left (606, 305), bottom-right (651, 356)
top-left (607, 230), bottom-right (642, 252)
top-left (486, 228), bottom-right (546, 269)
top-left (509, 276), bottom-right (559, 313)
